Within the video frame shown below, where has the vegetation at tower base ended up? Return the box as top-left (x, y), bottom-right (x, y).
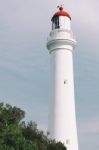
top-left (0, 103), bottom-right (66, 150)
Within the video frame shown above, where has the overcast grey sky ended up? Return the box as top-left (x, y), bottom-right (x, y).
top-left (0, 0), bottom-right (99, 150)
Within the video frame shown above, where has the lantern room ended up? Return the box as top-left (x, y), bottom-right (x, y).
top-left (51, 6), bottom-right (71, 30)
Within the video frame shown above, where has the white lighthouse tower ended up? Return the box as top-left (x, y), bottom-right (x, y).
top-left (47, 6), bottom-right (78, 150)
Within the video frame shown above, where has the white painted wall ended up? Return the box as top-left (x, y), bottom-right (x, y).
top-left (49, 48), bottom-right (78, 150)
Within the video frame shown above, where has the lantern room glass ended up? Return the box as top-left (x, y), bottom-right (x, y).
top-left (52, 16), bottom-right (59, 30)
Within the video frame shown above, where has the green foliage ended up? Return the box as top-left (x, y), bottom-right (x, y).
top-left (0, 103), bottom-right (25, 132)
top-left (0, 102), bottom-right (66, 150)
top-left (47, 141), bottom-right (66, 150)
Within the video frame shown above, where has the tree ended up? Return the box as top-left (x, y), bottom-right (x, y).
top-left (47, 141), bottom-right (66, 150)
top-left (0, 103), bottom-right (66, 150)
top-left (0, 103), bottom-right (37, 150)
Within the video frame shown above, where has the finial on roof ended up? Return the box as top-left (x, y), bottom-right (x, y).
top-left (57, 5), bottom-right (64, 11)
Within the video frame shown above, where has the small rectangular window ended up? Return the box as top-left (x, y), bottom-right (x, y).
top-left (52, 16), bottom-right (60, 30)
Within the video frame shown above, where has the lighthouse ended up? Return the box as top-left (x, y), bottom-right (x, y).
top-left (47, 6), bottom-right (78, 150)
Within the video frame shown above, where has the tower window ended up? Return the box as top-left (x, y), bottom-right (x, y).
top-left (64, 80), bottom-right (67, 84)
top-left (52, 16), bottom-right (59, 30)
top-left (66, 139), bottom-right (70, 144)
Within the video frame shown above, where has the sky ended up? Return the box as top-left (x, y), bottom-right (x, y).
top-left (0, 0), bottom-right (99, 150)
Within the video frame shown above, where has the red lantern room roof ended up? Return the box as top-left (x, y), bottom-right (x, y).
top-left (52, 6), bottom-right (71, 20)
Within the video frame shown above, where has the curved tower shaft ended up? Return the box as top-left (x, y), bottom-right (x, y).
top-left (47, 6), bottom-right (78, 150)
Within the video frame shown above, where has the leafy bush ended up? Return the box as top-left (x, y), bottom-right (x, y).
top-left (0, 103), bottom-right (66, 150)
